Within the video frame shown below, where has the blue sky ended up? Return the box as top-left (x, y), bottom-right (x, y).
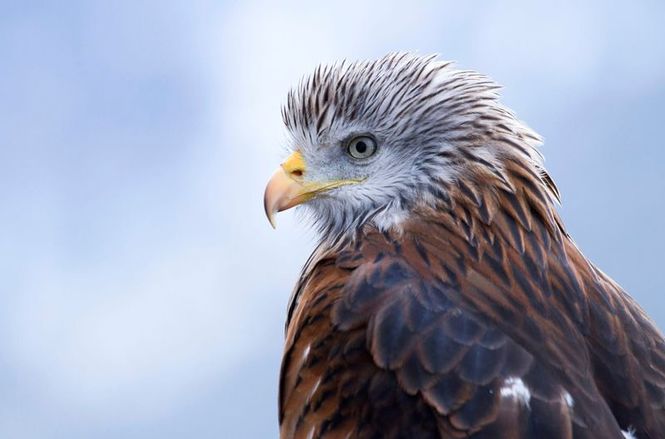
top-left (1, 1), bottom-right (664, 437)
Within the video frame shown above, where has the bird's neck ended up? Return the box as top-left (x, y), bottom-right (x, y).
top-left (377, 155), bottom-right (566, 250)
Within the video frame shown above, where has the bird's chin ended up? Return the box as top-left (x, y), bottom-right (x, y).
top-left (299, 197), bottom-right (350, 233)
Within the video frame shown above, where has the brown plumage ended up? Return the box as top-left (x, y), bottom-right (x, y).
top-left (264, 53), bottom-right (665, 438)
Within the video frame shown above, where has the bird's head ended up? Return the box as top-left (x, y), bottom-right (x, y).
top-left (264, 53), bottom-right (552, 239)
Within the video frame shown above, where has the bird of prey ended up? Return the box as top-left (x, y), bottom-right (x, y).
top-left (263, 53), bottom-right (665, 439)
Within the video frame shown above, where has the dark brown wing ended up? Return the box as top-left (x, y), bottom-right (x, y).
top-left (280, 231), bottom-right (622, 438)
top-left (279, 182), bottom-right (665, 438)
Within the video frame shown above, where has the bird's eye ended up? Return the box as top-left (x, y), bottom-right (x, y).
top-left (346, 136), bottom-right (377, 159)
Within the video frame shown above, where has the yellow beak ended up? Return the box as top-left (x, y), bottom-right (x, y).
top-left (263, 151), bottom-right (361, 228)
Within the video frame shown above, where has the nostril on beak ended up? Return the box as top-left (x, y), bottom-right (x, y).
top-left (281, 150), bottom-right (307, 181)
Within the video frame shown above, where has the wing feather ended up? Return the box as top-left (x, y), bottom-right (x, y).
top-left (279, 191), bottom-right (664, 438)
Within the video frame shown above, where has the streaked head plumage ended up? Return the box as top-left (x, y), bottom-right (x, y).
top-left (266, 52), bottom-right (557, 239)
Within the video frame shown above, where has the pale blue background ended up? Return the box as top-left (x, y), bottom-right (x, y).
top-left (1, 1), bottom-right (664, 437)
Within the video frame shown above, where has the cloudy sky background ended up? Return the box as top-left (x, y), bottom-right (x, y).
top-left (2, 1), bottom-right (664, 437)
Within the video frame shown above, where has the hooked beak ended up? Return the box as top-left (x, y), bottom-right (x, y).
top-left (263, 151), bottom-right (361, 228)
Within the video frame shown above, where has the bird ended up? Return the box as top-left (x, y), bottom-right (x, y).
top-left (263, 53), bottom-right (665, 439)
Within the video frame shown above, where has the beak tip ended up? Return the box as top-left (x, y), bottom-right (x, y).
top-left (268, 213), bottom-right (277, 229)
top-left (264, 193), bottom-right (277, 229)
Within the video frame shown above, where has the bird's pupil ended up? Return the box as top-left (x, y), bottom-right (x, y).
top-left (355, 141), bottom-right (367, 154)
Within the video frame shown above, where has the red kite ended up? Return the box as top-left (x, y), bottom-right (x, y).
top-left (264, 53), bottom-right (665, 438)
